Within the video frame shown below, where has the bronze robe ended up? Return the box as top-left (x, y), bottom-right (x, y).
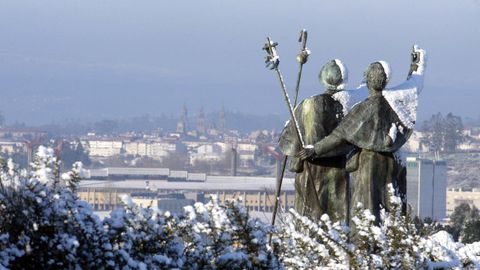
top-left (279, 93), bottom-right (350, 222)
top-left (314, 94), bottom-right (411, 223)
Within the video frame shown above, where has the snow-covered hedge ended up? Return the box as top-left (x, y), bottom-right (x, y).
top-left (279, 186), bottom-right (480, 269)
top-left (0, 147), bottom-right (279, 269)
top-left (0, 147), bottom-right (479, 269)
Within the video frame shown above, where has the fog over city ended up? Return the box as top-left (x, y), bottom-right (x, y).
top-left (0, 0), bottom-right (479, 125)
top-left (2, 2), bottom-right (480, 268)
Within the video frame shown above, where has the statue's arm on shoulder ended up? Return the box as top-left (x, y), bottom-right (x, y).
top-left (313, 133), bottom-right (346, 158)
top-left (296, 134), bottom-right (348, 161)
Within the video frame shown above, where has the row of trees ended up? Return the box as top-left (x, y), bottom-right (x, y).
top-left (0, 147), bottom-right (479, 269)
top-left (421, 112), bottom-right (465, 153)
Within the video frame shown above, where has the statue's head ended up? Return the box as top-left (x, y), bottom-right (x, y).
top-left (319, 59), bottom-right (348, 92)
top-left (365, 61), bottom-right (391, 92)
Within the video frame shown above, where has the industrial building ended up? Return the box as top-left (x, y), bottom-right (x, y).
top-left (87, 167), bottom-right (206, 182)
top-left (80, 156), bottom-right (450, 221)
top-left (77, 175), bottom-right (295, 214)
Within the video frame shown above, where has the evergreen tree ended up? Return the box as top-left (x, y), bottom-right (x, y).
top-left (60, 140), bottom-right (92, 169)
top-left (448, 203), bottom-right (480, 241)
top-left (462, 219), bottom-right (480, 244)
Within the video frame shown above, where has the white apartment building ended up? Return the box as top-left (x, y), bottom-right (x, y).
top-left (147, 142), bottom-right (176, 158)
top-left (237, 143), bottom-right (257, 168)
top-left (238, 150), bottom-right (255, 168)
top-left (124, 141), bottom-right (176, 159)
top-left (406, 157), bottom-right (447, 221)
top-left (237, 143), bottom-right (257, 152)
top-left (0, 141), bottom-right (25, 154)
top-left (183, 141), bottom-right (204, 152)
top-left (190, 143), bottom-right (224, 165)
top-left (87, 140), bottom-right (123, 157)
top-left (124, 142), bottom-right (148, 156)
top-left (197, 143), bottom-right (222, 155)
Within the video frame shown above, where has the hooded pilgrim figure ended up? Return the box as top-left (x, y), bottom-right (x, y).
top-left (289, 46), bottom-right (426, 227)
top-left (279, 59), bottom-right (352, 222)
top-left (297, 60), bottom-right (414, 224)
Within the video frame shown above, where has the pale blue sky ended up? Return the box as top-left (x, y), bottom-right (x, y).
top-left (0, 0), bottom-right (479, 124)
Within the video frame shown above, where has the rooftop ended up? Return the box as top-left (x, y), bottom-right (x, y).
top-left (79, 175), bottom-right (295, 192)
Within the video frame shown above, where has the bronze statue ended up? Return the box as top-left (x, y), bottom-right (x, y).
top-left (297, 47), bottom-right (427, 223)
top-left (279, 59), bottom-right (351, 222)
top-left (263, 32), bottom-right (428, 226)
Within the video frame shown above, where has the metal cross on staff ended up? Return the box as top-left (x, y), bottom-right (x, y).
top-left (262, 37), bottom-right (305, 146)
top-left (263, 32), bottom-right (320, 244)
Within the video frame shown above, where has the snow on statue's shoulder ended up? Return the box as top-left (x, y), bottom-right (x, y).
top-left (332, 84), bottom-right (368, 115)
top-left (383, 87), bottom-right (418, 129)
top-left (334, 82), bottom-right (420, 130)
top-left (333, 45), bottom-right (426, 127)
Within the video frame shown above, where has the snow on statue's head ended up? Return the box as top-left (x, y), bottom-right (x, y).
top-left (365, 61), bottom-right (390, 92)
top-left (319, 59), bottom-right (348, 91)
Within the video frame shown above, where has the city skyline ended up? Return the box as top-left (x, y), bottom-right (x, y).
top-left (1, 0), bottom-right (479, 125)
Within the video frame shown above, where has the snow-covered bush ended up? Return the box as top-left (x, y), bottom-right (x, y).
top-left (0, 146), bottom-right (479, 269)
top-left (103, 196), bottom-right (184, 269)
top-left (179, 199), bottom-right (280, 269)
top-left (278, 185), bottom-right (480, 269)
top-left (0, 147), bottom-right (279, 269)
top-left (0, 147), bottom-right (112, 269)
top-left (278, 210), bottom-right (352, 269)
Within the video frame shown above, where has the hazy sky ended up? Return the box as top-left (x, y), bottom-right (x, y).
top-left (0, 0), bottom-right (479, 124)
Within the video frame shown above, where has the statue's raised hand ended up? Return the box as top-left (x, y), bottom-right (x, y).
top-left (409, 45), bottom-right (426, 75)
top-left (412, 47), bottom-right (421, 64)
